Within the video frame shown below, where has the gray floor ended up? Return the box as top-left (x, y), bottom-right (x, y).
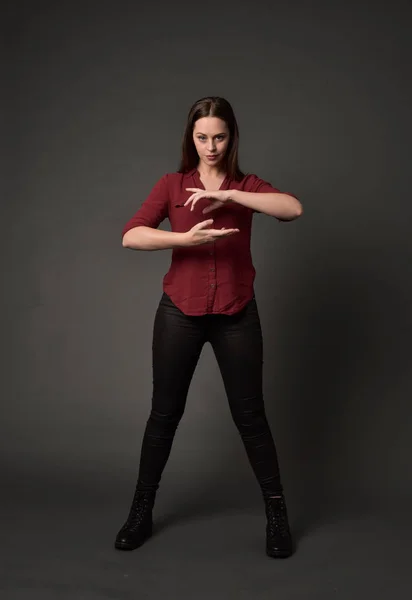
top-left (2, 479), bottom-right (411, 600)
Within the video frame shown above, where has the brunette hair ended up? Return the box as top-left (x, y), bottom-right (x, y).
top-left (178, 96), bottom-right (244, 181)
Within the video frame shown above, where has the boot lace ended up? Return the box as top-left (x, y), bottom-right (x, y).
top-left (266, 496), bottom-right (290, 537)
top-left (124, 491), bottom-right (153, 531)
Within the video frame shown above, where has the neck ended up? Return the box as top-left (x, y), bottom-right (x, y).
top-left (197, 162), bottom-right (226, 178)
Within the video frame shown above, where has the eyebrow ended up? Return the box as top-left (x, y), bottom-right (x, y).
top-left (196, 132), bottom-right (227, 136)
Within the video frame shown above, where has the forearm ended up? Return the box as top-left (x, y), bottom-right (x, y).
top-left (229, 190), bottom-right (303, 220)
top-left (122, 226), bottom-right (188, 251)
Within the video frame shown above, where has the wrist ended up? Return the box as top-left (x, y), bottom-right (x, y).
top-left (176, 231), bottom-right (191, 247)
top-left (226, 189), bottom-right (238, 204)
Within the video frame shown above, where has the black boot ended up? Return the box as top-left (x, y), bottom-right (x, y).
top-left (264, 494), bottom-right (293, 558)
top-left (115, 489), bottom-right (156, 551)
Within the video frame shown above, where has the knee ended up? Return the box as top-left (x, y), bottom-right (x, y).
top-left (147, 408), bottom-right (184, 433)
top-left (231, 402), bottom-right (268, 434)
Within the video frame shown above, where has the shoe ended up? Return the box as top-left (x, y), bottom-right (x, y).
top-left (264, 494), bottom-right (294, 558)
top-left (115, 489), bottom-right (156, 551)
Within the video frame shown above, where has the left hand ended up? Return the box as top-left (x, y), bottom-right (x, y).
top-left (185, 188), bottom-right (231, 213)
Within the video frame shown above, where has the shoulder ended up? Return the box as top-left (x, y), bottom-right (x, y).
top-left (164, 169), bottom-right (196, 181)
top-left (160, 170), bottom-right (196, 187)
top-left (235, 172), bottom-right (280, 194)
top-left (159, 170), bottom-right (198, 196)
top-left (235, 173), bottom-right (267, 190)
top-left (239, 173), bottom-right (260, 187)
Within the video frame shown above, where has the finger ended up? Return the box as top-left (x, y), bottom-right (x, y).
top-left (203, 200), bottom-right (224, 214)
top-left (197, 219), bottom-right (214, 229)
top-left (185, 193), bottom-right (201, 209)
top-left (202, 204), bottom-right (216, 214)
top-left (190, 195), bottom-right (202, 211)
top-left (185, 188), bottom-right (200, 192)
top-left (207, 228), bottom-right (227, 235)
top-left (202, 206), bottom-right (219, 214)
top-left (184, 193), bottom-right (195, 207)
top-left (211, 228), bottom-right (239, 236)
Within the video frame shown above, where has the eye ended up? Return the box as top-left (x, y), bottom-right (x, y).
top-left (197, 136), bottom-right (206, 141)
top-left (216, 135), bottom-right (225, 141)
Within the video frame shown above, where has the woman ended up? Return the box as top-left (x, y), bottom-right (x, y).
top-left (116, 96), bottom-right (302, 559)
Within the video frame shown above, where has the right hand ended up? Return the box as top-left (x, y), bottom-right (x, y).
top-left (184, 219), bottom-right (239, 247)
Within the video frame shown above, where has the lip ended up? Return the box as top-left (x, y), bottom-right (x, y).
top-left (206, 155), bottom-right (218, 160)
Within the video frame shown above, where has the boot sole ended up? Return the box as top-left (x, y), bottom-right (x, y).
top-left (266, 546), bottom-right (293, 559)
top-left (114, 529), bottom-right (153, 551)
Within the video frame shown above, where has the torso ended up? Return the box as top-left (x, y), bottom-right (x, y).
top-left (122, 168), bottom-right (282, 316)
top-left (163, 169), bottom-right (255, 315)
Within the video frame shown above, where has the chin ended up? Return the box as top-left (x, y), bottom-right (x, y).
top-left (204, 156), bottom-right (222, 165)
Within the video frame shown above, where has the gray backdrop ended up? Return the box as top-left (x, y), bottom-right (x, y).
top-left (4, 0), bottom-right (412, 529)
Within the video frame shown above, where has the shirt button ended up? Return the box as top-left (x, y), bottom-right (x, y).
top-left (210, 267), bottom-right (215, 272)
top-left (210, 283), bottom-right (215, 287)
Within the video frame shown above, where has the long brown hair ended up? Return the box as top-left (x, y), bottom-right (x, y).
top-left (178, 96), bottom-right (245, 181)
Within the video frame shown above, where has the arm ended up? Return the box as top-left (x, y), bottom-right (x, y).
top-left (228, 189), bottom-right (303, 221)
top-left (122, 175), bottom-right (172, 250)
top-left (185, 174), bottom-right (303, 221)
top-left (123, 220), bottom-right (239, 251)
top-left (122, 226), bottom-right (189, 251)
top-left (122, 175), bottom-right (239, 251)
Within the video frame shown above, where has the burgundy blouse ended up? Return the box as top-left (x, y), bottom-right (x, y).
top-left (122, 168), bottom-right (296, 316)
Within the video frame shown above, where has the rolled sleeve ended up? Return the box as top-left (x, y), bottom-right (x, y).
top-left (247, 174), bottom-right (281, 194)
top-left (122, 175), bottom-right (170, 238)
top-left (246, 174), bottom-right (299, 216)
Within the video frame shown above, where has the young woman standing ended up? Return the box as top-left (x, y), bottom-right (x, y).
top-left (116, 96), bottom-right (302, 558)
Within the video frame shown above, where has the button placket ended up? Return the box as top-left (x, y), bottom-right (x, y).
top-left (207, 242), bottom-right (217, 312)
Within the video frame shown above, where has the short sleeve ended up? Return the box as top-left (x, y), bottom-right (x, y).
top-left (245, 173), bottom-right (300, 212)
top-left (122, 175), bottom-right (170, 237)
top-left (245, 173), bottom-right (281, 194)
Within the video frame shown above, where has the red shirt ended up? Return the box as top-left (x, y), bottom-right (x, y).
top-left (122, 168), bottom-right (296, 316)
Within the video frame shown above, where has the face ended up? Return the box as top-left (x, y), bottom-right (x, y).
top-left (192, 116), bottom-right (230, 169)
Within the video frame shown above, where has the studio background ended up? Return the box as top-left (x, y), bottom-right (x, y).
top-left (2, 0), bottom-right (412, 597)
